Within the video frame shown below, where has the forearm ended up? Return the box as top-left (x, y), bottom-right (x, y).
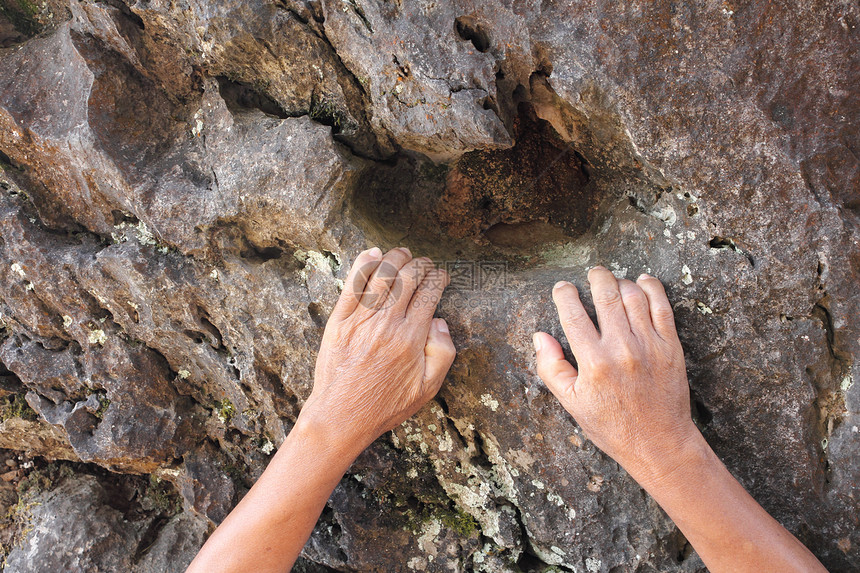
top-left (186, 415), bottom-right (360, 573)
top-left (630, 432), bottom-right (826, 573)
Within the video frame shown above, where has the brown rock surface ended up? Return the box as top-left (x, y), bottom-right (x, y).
top-left (0, 0), bottom-right (857, 571)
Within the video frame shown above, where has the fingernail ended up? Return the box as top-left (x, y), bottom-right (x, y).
top-left (638, 273), bottom-right (651, 281)
top-left (553, 281), bottom-right (569, 290)
top-left (532, 333), bottom-right (542, 352)
top-left (368, 247), bottom-right (382, 259)
top-left (590, 265), bottom-right (606, 271)
top-left (399, 246), bottom-right (412, 257)
top-left (435, 319), bottom-right (449, 333)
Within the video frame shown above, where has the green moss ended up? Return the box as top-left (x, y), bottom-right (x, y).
top-left (309, 98), bottom-right (346, 133)
top-left (223, 460), bottom-right (246, 487)
top-left (145, 475), bottom-right (182, 515)
top-left (84, 388), bottom-right (110, 419)
top-left (15, 461), bottom-right (74, 496)
top-left (215, 398), bottom-right (235, 424)
top-left (94, 394), bottom-right (110, 419)
top-left (0, 393), bottom-right (37, 422)
top-left (1, 493), bottom-right (39, 567)
top-left (0, 0), bottom-right (44, 37)
top-left (402, 503), bottom-right (479, 538)
top-left (417, 160), bottom-right (450, 183)
top-left (438, 507), bottom-right (480, 536)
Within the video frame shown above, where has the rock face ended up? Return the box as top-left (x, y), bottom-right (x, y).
top-left (0, 0), bottom-right (858, 571)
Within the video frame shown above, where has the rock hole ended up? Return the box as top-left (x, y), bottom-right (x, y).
top-left (440, 102), bottom-right (592, 243)
top-left (0, 359), bottom-right (23, 394)
top-left (516, 549), bottom-right (552, 572)
top-left (708, 236), bottom-right (738, 250)
top-left (111, 209), bottom-right (138, 226)
top-left (183, 329), bottom-right (207, 345)
top-left (0, 149), bottom-right (18, 170)
top-left (100, 0), bottom-right (145, 30)
top-left (627, 193), bottom-right (649, 215)
top-left (816, 258), bottom-right (827, 278)
top-left (308, 94), bottom-right (348, 135)
top-left (436, 395), bottom-right (450, 415)
top-left (454, 16), bottom-right (491, 53)
top-left (193, 307), bottom-right (225, 351)
top-left (238, 241), bottom-right (285, 263)
top-left (709, 235), bottom-right (754, 267)
top-left (483, 220), bottom-right (571, 250)
top-left (480, 94), bottom-right (498, 113)
top-left (691, 394), bottom-right (713, 427)
top-left (350, 102), bottom-right (598, 266)
top-left (677, 539), bottom-right (694, 562)
top-left (307, 302), bottom-right (325, 327)
top-left (216, 76), bottom-right (289, 119)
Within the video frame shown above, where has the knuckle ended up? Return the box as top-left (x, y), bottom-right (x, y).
top-left (593, 288), bottom-right (622, 307)
top-left (586, 356), bottom-right (612, 378)
top-left (391, 338), bottom-right (414, 357)
top-left (653, 304), bottom-right (675, 321)
top-left (559, 305), bottom-right (585, 327)
top-left (369, 274), bottom-right (393, 290)
top-left (620, 286), bottom-right (647, 306)
top-left (616, 345), bottom-right (639, 370)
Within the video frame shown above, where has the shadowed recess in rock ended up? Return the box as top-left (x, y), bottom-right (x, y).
top-left (350, 102), bottom-right (603, 266)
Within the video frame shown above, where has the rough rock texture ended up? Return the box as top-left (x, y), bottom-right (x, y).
top-left (0, 0), bottom-right (858, 571)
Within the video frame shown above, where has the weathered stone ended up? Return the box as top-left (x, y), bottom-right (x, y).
top-left (0, 0), bottom-right (857, 570)
top-left (0, 416), bottom-right (78, 460)
top-left (3, 470), bottom-right (206, 572)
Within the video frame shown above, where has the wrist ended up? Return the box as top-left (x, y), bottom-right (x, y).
top-left (291, 402), bottom-right (369, 465)
top-left (624, 424), bottom-right (714, 492)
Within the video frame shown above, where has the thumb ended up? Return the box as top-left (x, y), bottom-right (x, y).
top-left (533, 332), bottom-right (579, 405)
top-left (422, 318), bottom-right (456, 396)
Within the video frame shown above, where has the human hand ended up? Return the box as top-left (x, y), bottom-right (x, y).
top-left (533, 267), bottom-right (699, 483)
top-left (300, 247), bottom-right (456, 456)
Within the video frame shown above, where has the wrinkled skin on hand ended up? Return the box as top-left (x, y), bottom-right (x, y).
top-left (302, 247), bottom-right (456, 453)
top-left (534, 267), bottom-right (697, 479)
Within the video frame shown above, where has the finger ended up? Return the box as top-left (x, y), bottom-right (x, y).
top-left (637, 273), bottom-right (678, 341)
top-left (358, 247), bottom-right (413, 311)
top-left (392, 257), bottom-right (435, 315)
top-left (551, 281), bottom-right (599, 356)
top-left (422, 318), bottom-right (456, 398)
top-left (587, 266), bottom-right (630, 336)
top-left (406, 269), bottom-right (449, 325)
top-left (618, 279), bottom-right (653, 335)
top-left (331, 247), bottom-right (383, 320)
top-left (533, 332), bottom-right (579, 404)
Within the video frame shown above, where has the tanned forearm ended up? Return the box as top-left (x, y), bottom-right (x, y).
top-left (631, 432), bottom-right (826, 573)
top-left (185, 416), bottom-right (360, 573)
